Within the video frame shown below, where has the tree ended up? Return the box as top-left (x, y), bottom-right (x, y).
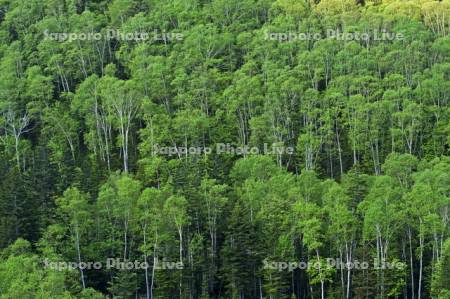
top-left (431, 238), bottom-right (450, 299)
top-left (221, 200), bottom-right (262, 299)
top-left (164, 194), bottom-right (189, 298)
top-left (99, 67), bottom-right (142, 173)
top-left (99, 173), bottom-right (141, 258)
top-left (1, 107), bottom-right (32, 171)
top-left (294, 200), bottom-right (332, 299)
top-left (358, 176), bottom-right (403, 299)
top-left (323, 182), bottom-right (357, 299)
top-left (0, 238), bottom-right (105, 298)
top-left (200, 178), bottom-right (228, 289)
top-left (56, 187), bottom-right (92, 289)
top-left (137, 187), bottom-right (166, 299)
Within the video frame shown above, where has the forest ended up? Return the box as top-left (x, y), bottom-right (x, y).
top-left (0, 0), bottom-right (449, 298)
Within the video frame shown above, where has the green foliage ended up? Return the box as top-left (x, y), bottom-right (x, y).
top-left (432, 238), bottom-right (450, 298)
top-left (0, 0), bottom-right (448, 298)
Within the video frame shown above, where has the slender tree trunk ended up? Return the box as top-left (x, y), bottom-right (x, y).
top-left (335, 121), bottom-right (344, 176)
top-left (340, 249), bottom-right (345, 299)
top-left (14, 135), bottom-right (20, 172)
top-left (178, 227), bottom-right (183, 299)
top-left (418, 220), bottom-right (424, 299)
top-left (150, 232), bottom-right (158, 299)
top-left (408, 228), bottom-right (415, 299)
top-left (316, 250), bottom-right (325, 299)
top-left (143, 224), bottom-right (150, 299)
top-left (75, 228), bottom-right (86, 289)
top-left (346, 241), bottom-right (352, 299)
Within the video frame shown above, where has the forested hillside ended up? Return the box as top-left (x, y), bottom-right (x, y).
top-left (0, 0), bottom-right (449, 298)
